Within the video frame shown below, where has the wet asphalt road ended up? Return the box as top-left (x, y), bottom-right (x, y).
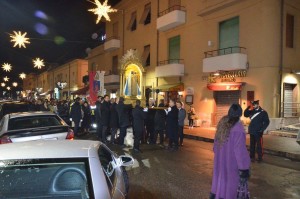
top-left (79, 131), bottom-right (300, 199)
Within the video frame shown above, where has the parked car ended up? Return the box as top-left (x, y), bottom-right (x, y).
top-left (0, 140), bottom-right (134, 198)
top-left (0, 111), bottom-right (74, 143)
top-left (0, 101), bottom-right (30, 119)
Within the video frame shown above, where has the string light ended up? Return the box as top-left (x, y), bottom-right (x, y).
top-left (2, 63), bottom-right (12, 72)
top-left (1, 83), bottom-right (5, 87)
top-left (88, 0), bottom-right (117, 23)
top-left (3, 76), bottom-right (9, 82)
top-left (19, 73), bottom-right (26, 79)
top-left (7, 86), bottom-right (11, 91)
top-left (12, 82), bottom-right (18, 87)
top-left (33, 58), bottom-right (45, 69)
top-left (10, 31), bottom-right (30, 48)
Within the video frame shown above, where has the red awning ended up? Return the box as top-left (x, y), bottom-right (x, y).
top-left (71, 86), bottom-right (89, 95)
top-left (207, 82), bottom-right (244, 91)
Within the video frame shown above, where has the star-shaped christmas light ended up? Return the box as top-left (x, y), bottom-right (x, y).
top-left (10, 31), bottom-right (30, 48)
top-left (1, 83), bottom-right (5, 87)
top-left (19, 73), bottom-right (26, 79)
top-left (88, 0), bottom-right (117, 23)
top-left (12, 82), bottom-right (18, 87)
top-left (2, 63), bottom-right (12, 72)
top-left (7, 86), bottom-right (11, 91)
top-left (3, 76), bottom-right (9, 82)
top-left (33, 58), bottom-right (45, 69)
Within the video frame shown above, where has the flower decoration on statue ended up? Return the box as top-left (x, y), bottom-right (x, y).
top-left (2, 63), bottom-right (12, 72)
top-left (33, 58), bottom-right (45, 69)
top-left (10, 31), bottom-right (30, 48)
top-left (88, 0), bottom-right (117, 23)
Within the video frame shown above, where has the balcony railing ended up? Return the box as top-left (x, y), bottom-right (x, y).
top-left (281, 102), bottom-right (300, 117)
top-left (158, 5), bottom-right (186, 17)
top-left (158, 59), bottom-right (184, 66)
top-left (204, 46), bottom-right (247, 58)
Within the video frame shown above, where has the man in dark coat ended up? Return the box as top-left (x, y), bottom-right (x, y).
top-left (165, 99), bottom-right (179, 151)
top-left (116, 97), bottom-right (131, 146)
top-left (244, 100), bottom-right (270, 162)
top-left (100, 95), bottom-right (111, 143)
top-left (132, 100), bottom-right (147, 153)
top-left (176, 100), bottom-right (186, 146)
top-left (145, 98), bottom-right (156, 144)
top-left (110, 98), bottom-right (119, 144)
top-left (70, 97), bottom-right (83, 136)
top-left (154, 99), bottom-right (166, 145)
top-left (95, 96), bottom-right (102, 140)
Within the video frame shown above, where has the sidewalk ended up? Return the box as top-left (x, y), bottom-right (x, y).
top-left (183, 126), bottom-right (300, 161)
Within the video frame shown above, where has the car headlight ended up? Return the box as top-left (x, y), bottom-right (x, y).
top-left (90, 105), bottom-right (96, 109)
top-left (92, 123), bottom-right (97, 128)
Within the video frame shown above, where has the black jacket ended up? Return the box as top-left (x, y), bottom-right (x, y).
top-left (95, 101), bottom-right (102, 123)
top-left (244, 106), bottom-right (270, 136)
top-left (100, 100), bottom-right (110, 126)
top-left (116, 102), bottom-right (131, 128)
top-left (166, 105), bottom-right (178, 133)
top-left (132, 105), bottom-right (147, 132)
top-left (70, 101), bottom-right (82, 122)
top-left (110, 103), bottom-right (119, 128)
top-left (154, 103), bottom-right (166, 131)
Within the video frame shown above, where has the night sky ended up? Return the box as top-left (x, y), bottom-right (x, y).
top-left (0, 0), bottom-right (120, 86)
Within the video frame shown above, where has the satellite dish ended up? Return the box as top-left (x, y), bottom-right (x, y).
top-left (86, 48), bottom-right (92, 54)
top-left (91, 33), bottom-right (98, 40)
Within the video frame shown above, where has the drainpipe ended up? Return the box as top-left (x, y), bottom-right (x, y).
top-left (279, 0), bottom-right (284, 117)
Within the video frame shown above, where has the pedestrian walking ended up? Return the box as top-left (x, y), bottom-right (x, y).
top-left (69, 97), bottom-right (83, 136)
top-left (110, 98), bottom-right (119, 144)
top-left (82, 101), bottom-right (91, 134)
top-left (116, 97), bottom-right (131, 146)
top-left (187, 106), bottom-right (196, 128)
top-left (244, 100), bottom-right (270, 162)
top-left (176, 100), bottom-right (186, 146)
top-left (132, 100), bottom-right (148, 153)
top-left (154, 99), bottom-right (166, 146)
top-left (100, 95), bottom-right (111, 143)
top-left (210, 104), bottom-right (251, 199)
top-left (164, 99), bottom-right (179, 151)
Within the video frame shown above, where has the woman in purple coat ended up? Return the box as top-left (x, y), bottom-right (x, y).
top-left (210, 104), bottom-right (251, 199)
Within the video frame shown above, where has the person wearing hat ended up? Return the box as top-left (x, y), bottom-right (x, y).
top-left (244, 100), bottom-right (270, 162)
top-left (210, 104), bottom-right (251, 199)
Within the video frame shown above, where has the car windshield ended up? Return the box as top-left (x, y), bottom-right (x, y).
top-left (8, 115), bottom-right (63, 130)
top-left (0, 158), bottom-right (92, 199)
top-left (1, 103), bottom-right (29, 116)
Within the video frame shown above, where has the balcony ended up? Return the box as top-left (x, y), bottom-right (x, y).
top-left (157, 6), bottom-right (186, 32)
top-left (155, 59), bottom-right (184, 78)
top-left (104, 37), bottom-right (120, 51)
top-left (203, 47), bottom-right (247, 73)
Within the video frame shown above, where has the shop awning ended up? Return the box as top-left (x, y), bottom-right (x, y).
top-left (207, 82), bottom-right (244, 91)
top-left (71, 86), bottom-right (89, 95)
top-left (153, 83), bottom-right (184, 92)
top-left (39, 90), bottom-right (54, 96)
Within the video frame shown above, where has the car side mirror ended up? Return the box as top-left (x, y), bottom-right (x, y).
top-left (119, 155), bottom-right (134, 167)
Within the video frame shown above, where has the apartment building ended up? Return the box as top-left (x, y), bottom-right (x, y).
top-left (87, 0), bottom-right (300, 126)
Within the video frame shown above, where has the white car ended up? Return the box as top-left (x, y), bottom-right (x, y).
top-left (0, 140), bottom-right (134, 199)
top-left (0, 112), bottom-right (74, 143)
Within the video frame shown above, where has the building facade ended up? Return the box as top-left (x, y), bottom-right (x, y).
top-left (87, 0), bottom-right (300, 126)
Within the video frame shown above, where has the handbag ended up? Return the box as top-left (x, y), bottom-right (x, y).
top-left (237, 179), bottom-right (250, 199)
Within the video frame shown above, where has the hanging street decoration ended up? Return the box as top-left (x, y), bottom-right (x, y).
top-left (1, 83), bottom-right (5, 87)
top-left (19, 73), bottom-right (26, 79)
top-left (88, 0), bottom-right (117, 23)
top-left (7, 86), bottom-right (11, 91)
top-left (2, 63), bottom-right (12, 72)
top-left (12, 82), bottom-right (18, 87)
top-left (10, 31), bottom-right (31, 48)
top-left (3, 76), bottom-right (9, 82)
top-left (33, 58), bottom-right (45, 69)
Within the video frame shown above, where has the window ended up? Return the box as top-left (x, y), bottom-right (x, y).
top-left (140, 3), bottom-right (151, 25)
top-left (286, 14), bottom-right (294, 48)
top-left (8, 115), bottom-right (62, 130)
top-left (219, 16), bottom-right (239, 54)
top-left (168, 35), bottom-right (180, 63)
top-left (143, 45), bottom-right (151, 66)
top-left (127, 11), bottom-right (137, 31)
top-left (113, 22), bottom-right (119, 38)
top-left (112, 56), bottom-right (119, 74)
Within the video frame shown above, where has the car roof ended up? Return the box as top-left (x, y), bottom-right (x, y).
top-left (0, 140), bottom-right (101, 160)
top-left (8, 111), bottom-right (56, 118)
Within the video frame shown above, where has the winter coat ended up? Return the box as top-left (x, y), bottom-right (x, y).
top-left (166, 106), bottom-right (178, 136)
top-left (244, 106), bottom-right (270, 137)
top-left (145, 108), bottom-right (155, 133)
top-left (132, 105), bottom-right (147, 132)
top-left (95, 101), bottom-right (102, 123)
top-left (100, 101), bottom-right (110, 126)
top-left (110, 103), bottom-right (119, 128)
top-left (70, 101), bottom-right (82, 123)
top-left (154, 103), bottom-right (166, 131)
top-left (82, 105), bottom-right (91, 129)
top-left (178, 108), bottom-right (186, 127)
top-left (116, 102), bottom-right (131, 128)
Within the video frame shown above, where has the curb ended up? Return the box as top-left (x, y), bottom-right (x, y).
top-left (268, 131), bottom-right (298, 138)
top-left (184, 134), bottom-right (300, 161)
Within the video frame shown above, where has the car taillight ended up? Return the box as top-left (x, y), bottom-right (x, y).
top-left (0, 136), bottom-right (12, 144)
top-left (66, 128), bottom-right (74, 140)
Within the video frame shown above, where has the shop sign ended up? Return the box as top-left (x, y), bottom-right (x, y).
top-left (208, 70), bottom-right (247, 83)
top-left (186, 87), bottom-right (194, 95)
